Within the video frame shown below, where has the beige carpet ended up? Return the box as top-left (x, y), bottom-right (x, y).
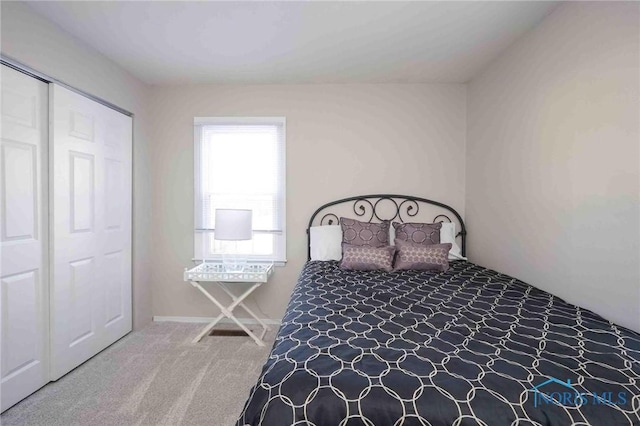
top-left (1, 322), bottom-right (275, 426)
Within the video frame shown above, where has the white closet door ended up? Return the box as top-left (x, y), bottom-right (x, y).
top-left (50, 84), bottom-right (132, 380)
top-left (0, 66), bottom-right (49, 411)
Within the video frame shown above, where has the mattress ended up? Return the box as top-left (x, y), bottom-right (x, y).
top-left (237, 261), bottom-right (640, 425)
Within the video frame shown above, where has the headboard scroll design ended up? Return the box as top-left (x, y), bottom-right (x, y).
top-left (307, 194), bottom-right (466, 260)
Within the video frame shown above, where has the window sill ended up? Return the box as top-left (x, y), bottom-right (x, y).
top-left (191, 258), bottom-right (287, 267)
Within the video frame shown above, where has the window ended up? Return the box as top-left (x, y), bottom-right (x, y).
top-left (194, 117), bottom-right (286, 262)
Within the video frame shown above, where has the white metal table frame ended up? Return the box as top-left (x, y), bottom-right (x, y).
top-left (184, 262), bottom-right (273, 346)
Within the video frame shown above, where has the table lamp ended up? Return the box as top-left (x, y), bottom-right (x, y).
top-left (214, 208), bottom-right (253, 271)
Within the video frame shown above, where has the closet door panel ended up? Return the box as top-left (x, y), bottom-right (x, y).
top-left (0, 65), bottom-right (49, 412)
top-left (101, 110), bottom-right (132, 341)
top-left (50, 84), bottom-right (132, 380)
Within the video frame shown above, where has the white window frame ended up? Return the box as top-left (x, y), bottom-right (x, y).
top-left (193, 116), bottom-right (286, 264)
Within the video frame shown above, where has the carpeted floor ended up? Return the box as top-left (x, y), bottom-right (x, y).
top-left (1, 322), bottom-right (275, 426)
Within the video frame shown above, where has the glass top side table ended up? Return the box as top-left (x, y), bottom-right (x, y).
top-left (184, 262), bottom-right (273, 346)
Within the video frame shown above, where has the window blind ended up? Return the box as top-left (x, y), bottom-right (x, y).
top-left (194, 117), bottom-right (286, 261)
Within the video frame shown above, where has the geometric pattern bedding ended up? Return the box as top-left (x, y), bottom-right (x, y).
top-left (237, 261), bottom-right (640, 426)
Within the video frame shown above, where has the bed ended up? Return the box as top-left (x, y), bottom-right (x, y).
top-left (237, 195), bottom-right (640, 426)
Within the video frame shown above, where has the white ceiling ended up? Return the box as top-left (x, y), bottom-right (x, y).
top-left (25, 1), bottom-right (559, 85)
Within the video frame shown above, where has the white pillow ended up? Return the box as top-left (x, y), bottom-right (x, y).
top-left (440, 222), bottom-right (466, 261)
top-left (310, 225), bottom-right (342, 261)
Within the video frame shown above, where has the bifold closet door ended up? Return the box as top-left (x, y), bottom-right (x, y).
top-left (50, 84), bottom-right (132, 380)
top-left (0, 66), bottom-right (49, 411)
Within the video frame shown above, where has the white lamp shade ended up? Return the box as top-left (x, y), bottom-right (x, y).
top-left (214, 209), bottom-right (253, 240)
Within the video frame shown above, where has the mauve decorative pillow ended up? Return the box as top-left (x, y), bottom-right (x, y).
top-left (340, 243), bottom-right (395, 272)
top-left (340, 217), bottom-right (390, 247)
top-left (393, 239), bottom-right (452, 272)
top-left (393, 222), bottom-right (442, 246)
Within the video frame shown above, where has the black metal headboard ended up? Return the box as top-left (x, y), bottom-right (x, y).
top-left (306, 194), bottom-right (466, 260)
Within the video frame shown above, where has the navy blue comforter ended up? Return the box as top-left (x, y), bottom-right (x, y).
top-left (238, 261), bottom-right (640, 425)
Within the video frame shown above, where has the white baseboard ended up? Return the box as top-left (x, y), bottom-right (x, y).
top-left (152, 315), bottom-right (282, 326)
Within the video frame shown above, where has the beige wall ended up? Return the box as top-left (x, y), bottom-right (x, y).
top-left (150, 84), bottom-right (466, 320)
top-left (466, 2), bottom-right (640, 332)
top-left (1, 1), bottom-right (154, 329)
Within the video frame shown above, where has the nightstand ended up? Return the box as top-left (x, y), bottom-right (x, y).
top-left (184, 262), bottom-right (273, 346)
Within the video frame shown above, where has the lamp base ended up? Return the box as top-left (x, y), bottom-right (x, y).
top-left (222, 253), bottom-right (247, 272)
